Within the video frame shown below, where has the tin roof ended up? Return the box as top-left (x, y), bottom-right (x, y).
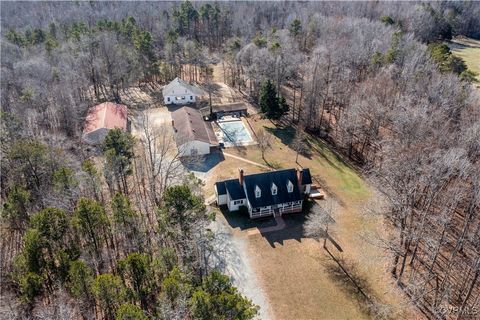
top-left (83, 102), bottom-right (128, 135)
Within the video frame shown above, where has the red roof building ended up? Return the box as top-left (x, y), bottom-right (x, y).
top-left (82, 102), bottom-right (128, 144)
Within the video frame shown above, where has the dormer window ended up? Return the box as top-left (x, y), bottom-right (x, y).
top-left (271, 182), bottom-right (278, 195)
top-left (255, 185), bottom-right (261, 198)
top-left (287, 180), bottom-right (294, 193)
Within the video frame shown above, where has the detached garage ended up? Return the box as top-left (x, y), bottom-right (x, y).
top-left (163, 77), bottom-right (205, 105)
top-left (171, 106), bottom-right (217, 156)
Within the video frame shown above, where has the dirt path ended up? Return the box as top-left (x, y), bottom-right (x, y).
top-left (223, 152), bottom-right (270, 170)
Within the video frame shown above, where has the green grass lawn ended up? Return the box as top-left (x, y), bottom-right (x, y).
top-left (305, 135), bottom-right (370, 203)
top-left (236, 118), bottom-right (370, 204)
top-left (223, 117), bottom-right (412, 319)
top-left (449, 37), bottom-right (480, 83)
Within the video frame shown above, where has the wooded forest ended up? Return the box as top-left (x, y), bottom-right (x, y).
top-left (1, 1), bottom-right (479, 319)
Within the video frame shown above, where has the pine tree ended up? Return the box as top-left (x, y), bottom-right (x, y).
top-left (258, 80), bottom-right (289, 120)
top-left (259, 80), bottom-right (277, 116)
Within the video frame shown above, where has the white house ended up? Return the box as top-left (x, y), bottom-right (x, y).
top-left (171, 106), bottom-right (217, 156)
top-left (82, 102), bottom-right (128, 144)
top-left (163, 77), bottom-right (205, 105)
top-left (215, 168), bottom-right (313, 218)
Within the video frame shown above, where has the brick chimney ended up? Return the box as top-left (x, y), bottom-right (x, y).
top-left (238, 168), bottom-right (244, 186)
top-left (296, 167), bottom-right (303, 188)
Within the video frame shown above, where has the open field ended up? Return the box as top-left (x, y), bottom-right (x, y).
top-left (225, 115), bottom-right (371, 203)
top-left (448, 36), bottom-right (480, 84)
top-left (205, 114), bottom-right (414, 319)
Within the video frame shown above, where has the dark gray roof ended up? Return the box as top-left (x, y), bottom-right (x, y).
top-left (215, 181), bottom-right (227, 195)
top-left (302, 168), bottom-right (312, 185)
top-left (200, 102), bottom-right (248, 116)
top-left (244, 169), bottom-right (303, 208)
top-left (225, 179), bottom-right (246, 200)
top-left (171, 107), bottom-right (217, 145)
top-left (216, 168), bottom-right (312, 208)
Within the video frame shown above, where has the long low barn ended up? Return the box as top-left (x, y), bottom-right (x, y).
top-left (171, 106), bottom-right (218, 156)
top-left (200, 102), bottom-right (248, 119)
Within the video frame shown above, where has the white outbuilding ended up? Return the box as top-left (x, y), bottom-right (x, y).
top-left (162, 77), bottom-right (205, 105)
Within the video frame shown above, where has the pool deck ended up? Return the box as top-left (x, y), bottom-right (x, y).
top-left (214, 117), bottom-right (257, 148)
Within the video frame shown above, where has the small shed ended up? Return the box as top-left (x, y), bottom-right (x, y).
top-left (82, 102), bottom-right (128, 144)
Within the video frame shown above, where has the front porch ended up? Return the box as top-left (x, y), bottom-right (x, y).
top-left (250, 201), bottom-right (303, 219)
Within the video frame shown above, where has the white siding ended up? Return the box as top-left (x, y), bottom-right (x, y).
top-left (215, 186), bottom-right (228, 205)
top-left (228, 198), bottom-right (245, 211)
top-left (164, 94), bottom-right (196, 105)
top-left (178, 140), bottom-right (210, 156)
top-left (304, 184), bottom-right (311, 194)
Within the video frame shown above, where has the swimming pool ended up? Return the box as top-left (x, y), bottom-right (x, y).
top-left (217, 120), bottom-right (253, 145)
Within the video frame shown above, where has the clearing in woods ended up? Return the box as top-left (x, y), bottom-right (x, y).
top-left (449, 36), bottom-right (480, 84)
top-left (207, 113), bottom-right (415, 318)
top-left (204, 65), bottom-right (414, 319)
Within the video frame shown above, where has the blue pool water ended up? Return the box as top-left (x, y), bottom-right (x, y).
top-left (218, 121), bottom-right (253, 143)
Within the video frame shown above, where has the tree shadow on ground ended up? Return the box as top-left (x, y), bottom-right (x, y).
top-left (219, 206), bottom-right (277, 231)
top-left (265, 125), bottom-right (313, 160)
top-left (259, 213), bottom-right (307, 248)
top-left (265, 125), bottom-right (295, 145)
top-left (305, 137), bottom-right (347, 172)
top-left (322, 247), bottom-right (395, 320)
top-left (232, 145), bottom-right (248, 157)
top-left (182, 150), bottom-right (225, 173)
top-left (311, 175), bottom-right (346, 208)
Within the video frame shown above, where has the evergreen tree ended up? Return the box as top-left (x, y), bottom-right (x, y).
top-left (259, 80), bottom-right (277, 116)
top-left (258, 80), bottom-right (289, 120)
top-left (68, 260), bottom-right (94, 300)
top-left (92, 274), bottom-right (127, 320)
top-left (116, 303), bottom-right (148, 320)
top-left (2, 185), bottom-right (30, 230)
top-left (118, 253), bottom-right (154, 309)
top-left (73, 198), bottom-right (109, 261)
top-left (189, 271), bottom-right (259, 320)
top-left (103, 129), bottom-right (135, 194)
top-left (289, 19), bottom-right (302, 37)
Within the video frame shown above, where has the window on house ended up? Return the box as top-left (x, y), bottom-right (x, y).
top-left (233, 200), bottom-right (243, 205)
top-left (255, 185), bottom-right (261, 198)
top-left (167, 97), bottom-right (171, 102)
top-left (287, 180), bottom-right (294, 193)
top-left (190, 96), bottom-right (193, 100)
top-left (271, 182), bottom-right (277, 195)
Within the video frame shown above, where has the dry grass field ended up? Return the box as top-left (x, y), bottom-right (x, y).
top-left (207, 114), bottom-right (416, 319)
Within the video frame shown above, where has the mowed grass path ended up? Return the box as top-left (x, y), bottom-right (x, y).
top-left (222, 117), bottom-right (412, 319)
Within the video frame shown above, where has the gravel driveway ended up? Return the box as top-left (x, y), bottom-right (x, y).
top-left (209, 215), bottom-right (273, 320)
